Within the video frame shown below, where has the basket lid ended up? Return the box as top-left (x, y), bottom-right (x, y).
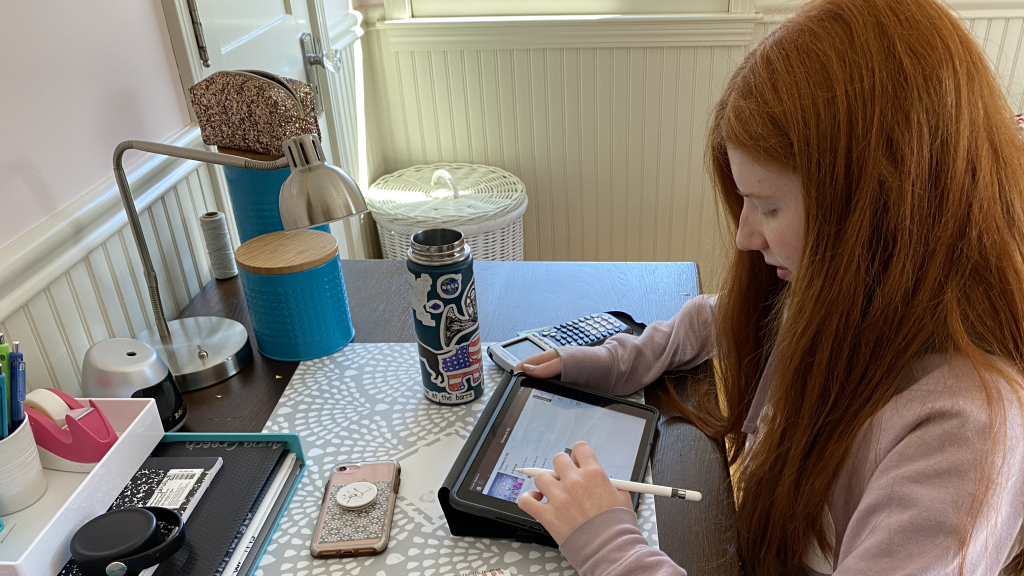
top-left (235, 230), bottom-right (338, 275)
top-left (365, 163), bottom-right (526, 228)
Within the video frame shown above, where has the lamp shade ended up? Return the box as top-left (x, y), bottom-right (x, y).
top-left (279, 134), bottom-right (368, 231)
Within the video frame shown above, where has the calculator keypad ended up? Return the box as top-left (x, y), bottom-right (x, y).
top-left (535, 313), bottom-right (629, 348)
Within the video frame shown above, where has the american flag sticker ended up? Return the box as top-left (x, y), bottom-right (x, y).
top-left (439, 333), bottom-right (482, 393)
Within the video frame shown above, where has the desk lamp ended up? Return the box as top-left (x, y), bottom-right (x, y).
top-left (113, 134), bottom-right (367, 391)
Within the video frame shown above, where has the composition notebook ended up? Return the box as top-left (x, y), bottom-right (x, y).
top-left (56, 456), bottom-right (222, 576)
top-left (149, 440), bottom-right (288, 576)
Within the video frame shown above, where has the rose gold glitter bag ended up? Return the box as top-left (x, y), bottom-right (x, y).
top-left (189, 70), bottom-right (321, 157)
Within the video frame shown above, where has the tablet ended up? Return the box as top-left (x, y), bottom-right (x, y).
top-left (450, 374), bottom-right (658, 531)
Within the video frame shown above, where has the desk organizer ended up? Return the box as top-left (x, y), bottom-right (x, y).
top-left (0, 409), bottom-right (304, 576)
top-left (222, 165), bottom-right (329, 243)
top-left (0, 398), bottom-right (163, 576)
top-left (235, 229), bottom-right (355, 361)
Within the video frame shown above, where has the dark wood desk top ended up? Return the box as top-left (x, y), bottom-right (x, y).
top-left (177, 259), bottom-right (738, 575)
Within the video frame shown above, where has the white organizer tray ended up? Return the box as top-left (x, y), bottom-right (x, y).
top-left (0, 398), bottom-right (163, 576)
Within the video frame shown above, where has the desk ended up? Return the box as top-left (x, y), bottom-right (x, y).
top-left (178, 260), bottom-right (740, 576)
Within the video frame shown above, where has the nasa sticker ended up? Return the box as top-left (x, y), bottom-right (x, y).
top-left (436, 274), bottom-right (462, 299)
top-left (336, 481), bottom-right (378, 510)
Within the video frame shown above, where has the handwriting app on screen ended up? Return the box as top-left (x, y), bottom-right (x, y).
top-left (468, 388), bottom-right (647, 503)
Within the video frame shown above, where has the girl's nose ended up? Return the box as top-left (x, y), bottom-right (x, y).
top-left (736, 206), bottom-right (768, 252)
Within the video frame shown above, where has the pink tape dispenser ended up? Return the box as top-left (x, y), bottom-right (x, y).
top-left (25, 388), bottom-right (118, 472)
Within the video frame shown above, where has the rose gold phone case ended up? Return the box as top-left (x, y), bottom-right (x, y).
top-left (310, 461), bottom-right (401, 558)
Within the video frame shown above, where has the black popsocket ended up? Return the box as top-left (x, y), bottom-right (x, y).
top-left (70, 507), bottom-right (184, 576)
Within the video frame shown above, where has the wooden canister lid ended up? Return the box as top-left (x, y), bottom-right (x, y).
top-left (235, 230), bottom-right (338, 275)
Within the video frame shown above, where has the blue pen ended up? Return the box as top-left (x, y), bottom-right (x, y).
top-left (9, 342), bottom-right (25, 433)
top-left (0, 373), bottom-right (7, 439)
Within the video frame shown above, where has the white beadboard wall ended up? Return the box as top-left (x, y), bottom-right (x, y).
top-left (0, 127), bottom-right (216, 397)
top-left (361, 0), bottom-right (1024, 289)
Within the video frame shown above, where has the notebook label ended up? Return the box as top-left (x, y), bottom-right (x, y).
top-left (148, 469), bottom-right (204, 509)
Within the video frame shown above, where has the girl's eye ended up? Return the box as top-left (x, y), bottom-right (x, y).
top-left (760, 208), bottom-right (777, 218)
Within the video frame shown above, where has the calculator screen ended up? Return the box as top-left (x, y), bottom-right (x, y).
top-left (503, 338), bottom-right (546, 362)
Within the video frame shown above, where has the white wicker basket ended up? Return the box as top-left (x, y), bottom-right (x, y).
top-left (366, 163), bottom-right (528, 261)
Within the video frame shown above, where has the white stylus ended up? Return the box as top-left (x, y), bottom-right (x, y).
top-left (513, 468), bottom-right (703, 502)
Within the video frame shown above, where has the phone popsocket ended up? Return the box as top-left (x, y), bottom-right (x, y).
top-left (336, 482), bottom-right (378, 510)
top-left (24, 388), bottom-right (118, 472)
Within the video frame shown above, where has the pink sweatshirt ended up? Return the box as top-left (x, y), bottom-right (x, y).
top-left (555, 295), bottom-right (1024, 575)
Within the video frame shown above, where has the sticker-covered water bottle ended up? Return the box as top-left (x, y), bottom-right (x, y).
top-left (407, 229), bottom-right (483, 405)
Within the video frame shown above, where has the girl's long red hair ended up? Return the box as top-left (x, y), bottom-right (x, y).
top-left (670, 0), bottom-right (1024, 572)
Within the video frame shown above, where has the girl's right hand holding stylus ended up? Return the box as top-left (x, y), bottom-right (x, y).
top-left (515, 350), bottom-right (562, 378)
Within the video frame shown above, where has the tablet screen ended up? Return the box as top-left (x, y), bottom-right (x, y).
top-left (462, 379), bottom-right (651, 506)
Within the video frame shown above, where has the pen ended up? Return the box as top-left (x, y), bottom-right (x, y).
top-left (514, 468), bottom-right (703, 502)
top-left (9, 341), bottom-right (25, 432)
top-left (0, 373), bottom-right (7, 439)
top-left (0, 334), bottom-right (8, 432)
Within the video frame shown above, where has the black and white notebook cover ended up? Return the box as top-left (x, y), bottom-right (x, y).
top-left (56, 456), bottom-right (223, 576)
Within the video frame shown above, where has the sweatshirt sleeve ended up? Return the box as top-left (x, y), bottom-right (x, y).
top-left (833, 363), bottom-right (1024, 575)
top-left (559, 507), bottom-right (687, 576)
top-left (557, 295), bottom-right (717, 396)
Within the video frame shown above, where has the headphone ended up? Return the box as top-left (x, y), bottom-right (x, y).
top-left (70, 507), bottom-right (184, 576)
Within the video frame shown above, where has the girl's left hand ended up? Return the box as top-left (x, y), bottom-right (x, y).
top-left (517, 441), bottom-right (633, 544)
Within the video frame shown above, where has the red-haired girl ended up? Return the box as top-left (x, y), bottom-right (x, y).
top-left (516, 0), bottom-right (1024, 573)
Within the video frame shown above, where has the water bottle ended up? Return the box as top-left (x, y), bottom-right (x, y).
top-left (407, 229), bottom-right (483, 405)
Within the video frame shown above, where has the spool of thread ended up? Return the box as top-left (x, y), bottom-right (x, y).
top-left (200, 212), bottom-right (238, 279)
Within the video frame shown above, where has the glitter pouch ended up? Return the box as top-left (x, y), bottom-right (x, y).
top-left (188, 70), bottom-right (321, 157)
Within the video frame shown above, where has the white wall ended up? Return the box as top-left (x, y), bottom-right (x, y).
top-left (0, 0), bottom-right (191, 248)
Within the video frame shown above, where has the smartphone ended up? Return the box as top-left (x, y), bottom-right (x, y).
top-left (310, 460), bottom-right (401, 558)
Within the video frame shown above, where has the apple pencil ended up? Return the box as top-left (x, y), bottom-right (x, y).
top-left (513, 468), bottom-right (702, 502)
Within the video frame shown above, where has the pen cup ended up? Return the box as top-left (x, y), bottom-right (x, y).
top-left (0, 419), bottom-right (47, 515)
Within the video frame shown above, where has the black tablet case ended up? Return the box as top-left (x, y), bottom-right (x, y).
top-left (439, 371), bottom-right (560, 547)
top-left (439, 313), bottom-right (647, 548)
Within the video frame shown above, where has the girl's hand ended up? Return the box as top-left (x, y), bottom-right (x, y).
top-left (515, 349), bottom-right (563, 379)
top-left (516, 441), bottom-right (633, 544)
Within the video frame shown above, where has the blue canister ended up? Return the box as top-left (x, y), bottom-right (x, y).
top-left (222, 165), bottom-right (329, 244)
top-left (235, 230), bottom-right (354, 361)
top-left (407, 229), bottom-right (483, 405)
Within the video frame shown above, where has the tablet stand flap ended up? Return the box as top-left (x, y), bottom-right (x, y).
top-left (439, 372), bottom-right (557, 547)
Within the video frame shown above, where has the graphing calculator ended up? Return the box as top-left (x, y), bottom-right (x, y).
top-left (486, 312), bottom-right (641, 374)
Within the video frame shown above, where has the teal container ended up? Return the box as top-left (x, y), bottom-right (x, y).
top-left (235, 230), bottom-right (354, 362)
top-left (222, 166), bottom-right (329, 243)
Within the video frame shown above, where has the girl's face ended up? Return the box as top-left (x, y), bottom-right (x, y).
top-left (728, 146), bottom-right (805, 281)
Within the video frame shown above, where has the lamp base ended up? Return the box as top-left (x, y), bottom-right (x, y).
top-left (136, 317), bottom-right (252, 392)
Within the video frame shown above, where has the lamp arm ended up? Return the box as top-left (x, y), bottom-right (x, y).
top-left (112, 140), bottom-right (290, 339)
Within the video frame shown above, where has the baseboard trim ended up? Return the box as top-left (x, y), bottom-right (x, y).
top-left (0, 126), bottom-right (204, 322)
top-left (376, 13), bottom-right (760, 49)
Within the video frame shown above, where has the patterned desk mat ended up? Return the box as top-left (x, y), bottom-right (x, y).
top-left (258, 343), bottom-right (658, 576)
